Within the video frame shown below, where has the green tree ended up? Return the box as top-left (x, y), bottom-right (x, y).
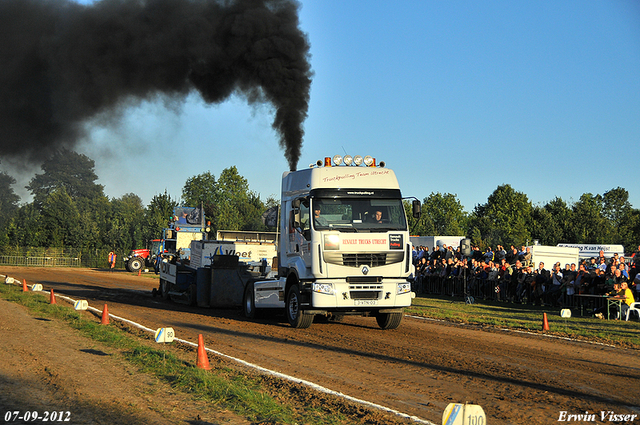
top-left (600, 187), bottom-right (632, 228)
top-left (420, 192), bottom-right (467, 236)
top-left (469, 184), bottom-right (532, 247)
top-left (620, 209), bottom-right (640, 253)
top-left (599, 187), bottom-right (637, 248)
top-left (4, 204), bottom-right (44, 248)
top-left (105, 193), bottom-right (146, 251)
top-left (144, 190), bottom-right (178, 242)
top-left (181, 171), bottom-right (217, 223)
top-left (39, 188), bottom-right (80, 247)
top-left (531, 197), bottom-right (573, 245)
top-left (0, 170), bottom-right (21, 247)
top-left (569, 193), bottom-right (611, 243)
top-left (0, 171), bottom-right (20, 223)
top-left (27, 149), bottom-right (104, 207)
top-left (212, 166), bottom-right (265, 232)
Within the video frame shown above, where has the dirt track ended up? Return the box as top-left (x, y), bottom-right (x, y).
top-left (2, 267), bottom-right (640, 425)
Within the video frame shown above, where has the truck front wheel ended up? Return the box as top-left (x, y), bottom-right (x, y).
top-left (286, 285), bottom-right (313, 329)
top-left (375, 312), bottom-right (403, 330)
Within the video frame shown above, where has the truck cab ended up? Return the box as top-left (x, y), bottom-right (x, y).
top-left (248, 154), bottom-right (420, 329)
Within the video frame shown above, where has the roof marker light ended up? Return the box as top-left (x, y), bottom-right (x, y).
top-left (343, 155), bottom-right (353, 166)
top-left (364, 155), bottom-right (374, 166)
top-left (332, 155), bottom-right (343, 166)
top-left (353, 155), bottom-right (363, 166)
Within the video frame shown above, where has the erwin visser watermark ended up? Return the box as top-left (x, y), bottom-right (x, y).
top-left (558, 411), bottom-right (638, 422)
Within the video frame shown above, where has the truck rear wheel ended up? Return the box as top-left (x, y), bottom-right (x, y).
top-left (160, 279), bottom-right (170, 300)
top-left (375, 312), bottom-right (403, 330)
top-left (243, 282), bottom-right (258, 319)
top-left (286, 285), bottom-right (313, 329)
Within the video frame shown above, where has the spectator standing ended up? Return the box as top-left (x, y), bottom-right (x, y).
top-left (532, 262), bottom-right (549, 305)
top-left (546, 264), bottom-right (563, 306)
top-left (108, 251), bottom-right (116, 272)
top-left (483, 247), bottom-right (494, 264)
top-left (495, 245), bottom-right (506, 263)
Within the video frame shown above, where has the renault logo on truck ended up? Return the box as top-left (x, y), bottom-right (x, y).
top-left (361, 265), bottom-right (370, 275)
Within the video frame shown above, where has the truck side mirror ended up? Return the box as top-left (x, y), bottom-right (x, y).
top-left (412, 199), bottom-right (421, 219)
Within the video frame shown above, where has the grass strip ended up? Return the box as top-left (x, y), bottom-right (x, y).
top-left (0, 284), bottom-right (353, 425)
top-left (406, 295), bottom-right (640, 348)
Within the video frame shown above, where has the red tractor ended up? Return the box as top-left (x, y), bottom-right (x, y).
top-left (124, 239), bottom-right (162, 273)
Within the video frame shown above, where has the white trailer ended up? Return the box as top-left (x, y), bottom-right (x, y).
top-left (556, 243), bottom-right (624, 260)
top-left (245, 154), bottom-right (421, 330)
top-left (156, 227), bottom-right (277, 307)
top-left (410, 236), bottom-right (464, 252)
top-left (529, 245), bottom-right (579, 270)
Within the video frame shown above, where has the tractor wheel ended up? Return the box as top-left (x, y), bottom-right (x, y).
top-left (128, 257), bottom-right (143, 273)
top-left (286, 285), bottom-right (313, 328)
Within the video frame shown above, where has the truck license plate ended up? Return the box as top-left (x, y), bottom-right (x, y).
top-left (354, 300), bottom-right (378, 306)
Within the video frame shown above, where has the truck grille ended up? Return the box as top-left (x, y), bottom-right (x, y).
top-left (323, 251), bottom-right (404, 267)
top-left (343, 253), bottom-right (385, 267)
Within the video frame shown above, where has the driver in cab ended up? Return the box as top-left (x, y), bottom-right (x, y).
top-left (314, 204), bottom-right (328, 227)
top-left (373, 210), bottom-right (383, 224)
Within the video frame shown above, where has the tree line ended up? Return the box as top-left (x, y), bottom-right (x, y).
top-left (1, 149), bottom-right (638, 259)
top-left (406, 185), bottom-right (640, 253)
top-left (0, 149), bottom-right (276, 258)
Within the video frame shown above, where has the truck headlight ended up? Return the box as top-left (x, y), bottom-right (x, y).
top-left (397, 282), bottom-right (411, 295)
top-left (324, 234), bottom-right (340, 250)
top-left (313, 282), bottom-right (335, 295)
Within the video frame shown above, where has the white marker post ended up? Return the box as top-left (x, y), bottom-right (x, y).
top-left (30, 283), bottom-right (43, 292)
top-left (155, 327), bottom-right (175, 365)
top-left (442, 403), bottom-right (486, 425)
top-left (74, 300), bottom-right (89, 311)
top-left (560, 308), bottom-right (571, 332)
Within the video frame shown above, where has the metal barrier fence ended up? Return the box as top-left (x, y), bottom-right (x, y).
top-left (414, 274), bottom-right (607, 314)
top-left (0, 247), bottom-right (124, 269)
top-left (0, 256), bottom-right (81, 267)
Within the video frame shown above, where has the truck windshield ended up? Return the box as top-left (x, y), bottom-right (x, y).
top-left (312, 198), bottom-right (407, 232)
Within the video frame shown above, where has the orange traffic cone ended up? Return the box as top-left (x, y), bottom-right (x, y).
top-left (50, 289), bottom-right (57, 304)
top-left (22, 279), bottom-right (28, 292)
top-left (542, 312), bottom-right (550, 331)
top-left (138, 269), bottom-right (141, 276)
top-left (101, 304), bottom-right (110, 325)
top-left (196, 334), bottom-right (211, 370)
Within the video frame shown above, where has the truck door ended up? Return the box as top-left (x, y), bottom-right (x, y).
top-left (286, 198), bottom-right (312, 265)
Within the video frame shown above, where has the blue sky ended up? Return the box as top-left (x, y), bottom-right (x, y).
top-left (10, 0), bottom-right (640, 211)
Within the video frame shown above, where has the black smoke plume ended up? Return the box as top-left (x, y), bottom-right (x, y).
top-left (0, 0), bottom-right (311, 171)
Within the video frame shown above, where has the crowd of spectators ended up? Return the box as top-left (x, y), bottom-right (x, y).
top-left (411, 243), bottom-right (640, 310)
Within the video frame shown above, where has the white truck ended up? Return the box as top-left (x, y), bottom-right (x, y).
top-left (244, 154), bottom-right (421, 329)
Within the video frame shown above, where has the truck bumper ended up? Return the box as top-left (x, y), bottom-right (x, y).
top-left (310, 282), bottom-right (413, 309)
